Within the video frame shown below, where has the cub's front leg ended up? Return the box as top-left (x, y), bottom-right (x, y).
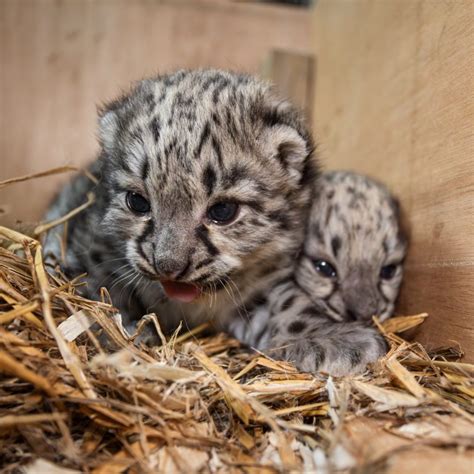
top-left (267, 316), bottom-right (388, 376)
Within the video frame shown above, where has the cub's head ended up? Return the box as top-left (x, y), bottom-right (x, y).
top-left (98, 70), bottom-right (316, 301)
top-left (296, 171), bottom-right (407, 322)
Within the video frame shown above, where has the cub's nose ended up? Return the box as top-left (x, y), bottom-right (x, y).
top-left (154, 257), bottom-right (190, 280)
top-left (345, 303), bottom-right (378, 322)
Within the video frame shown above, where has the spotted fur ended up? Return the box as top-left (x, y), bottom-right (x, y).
top-left (43, 69), bottom-right (317, 334)
top-left (229, 171), bottom-right (407, 375)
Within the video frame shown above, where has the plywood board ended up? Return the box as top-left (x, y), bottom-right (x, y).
top-left (263, 49), bottom-right (315, 122)
top-left (313, 0), bottom-right (474, 358)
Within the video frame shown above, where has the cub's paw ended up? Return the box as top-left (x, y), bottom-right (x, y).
top-left (133, 324), bottom-right (161, 347)
top-left (268, 322), bottom-right (387, 376)
top-left (268, 336), bottom-right (327, 374)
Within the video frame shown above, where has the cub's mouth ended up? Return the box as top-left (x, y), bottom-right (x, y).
top-left (159, 276), bottom-right (231, 303)
top-left (160, 280), bottom-right (201, 303)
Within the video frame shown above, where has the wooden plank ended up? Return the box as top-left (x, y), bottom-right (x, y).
top-left (263, 50), bottom-right (315, 121)
top-left (398, 265), bottom-right (474, 354)
top-left (313, 0), bottom-right (474, 359)
top-left (0, 0), bottom-right (311, 226)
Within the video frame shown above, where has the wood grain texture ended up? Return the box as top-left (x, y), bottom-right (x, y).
top-left (263, 50), bottom-right (315, 122)
top-left (313, 0), bottom-right (474, 359)
top-left (0, 0), bottom-right (311, 226)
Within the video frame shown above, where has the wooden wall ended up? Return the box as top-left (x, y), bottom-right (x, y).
top-left (0, 0), bottom-right (311, 226)
top-left (313, 0), bottom-right (473, 358)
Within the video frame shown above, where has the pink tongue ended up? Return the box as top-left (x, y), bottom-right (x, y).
top-left (161, 281), bottom-right (201, 303)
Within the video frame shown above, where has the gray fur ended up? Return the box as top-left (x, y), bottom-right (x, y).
top-left (297, 171), bottom-right (407, 323)
top-left (229, 171), bottom-right (407, 376)
top-left (43, 70), bottom-right (405, 376)
top-left (43, 69), bottom-right (317, 334)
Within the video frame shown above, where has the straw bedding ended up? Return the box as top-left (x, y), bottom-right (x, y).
top-left (0, 172), bottom-right (472, 473)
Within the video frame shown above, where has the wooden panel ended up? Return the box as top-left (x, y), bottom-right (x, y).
top-left (313, 1), bottom-right (474, 358)
top-left (263, 50), bottom-right (315, 121)
top-left (398, 266), bottom-right (473, 354)
top-left (0, 0), bottom-right (311, 226)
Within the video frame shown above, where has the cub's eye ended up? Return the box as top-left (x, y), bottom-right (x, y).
top-left (380, 264), bottom-right (398, 280)
top-left (313, 259), bottom-right (337, 278)
top-left (207, 201), bottom-right (239, 225)
top-left (126, 192), bottom-right (150, 214)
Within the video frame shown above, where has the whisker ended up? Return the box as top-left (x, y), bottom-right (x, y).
top-left (211, 280), bottom-right (217, 310)
top-left (93, 256), bottom-right (129, 269)
top-left (127, 273), bottom-right (143, 310)
top-left (225, 276), bottom-right (252, 326)
top-left (92, 262), bottom-right (133, 290)
top-left (108, 268), bottom-right (137, 292)
top-left (115, 271), bottom-right (140, 307)
top-left (212, 281), bottom-right (217, 310)
top-left (220, 278), bottom-right (236, 308)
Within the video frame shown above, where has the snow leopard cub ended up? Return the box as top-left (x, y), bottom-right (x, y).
top-left (229, 171), bottom-right (407, 375)
top-left (43, 69), bottom-right (317, 334)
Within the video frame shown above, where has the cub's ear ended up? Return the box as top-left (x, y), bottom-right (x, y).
top-left (98, 109), bottom-right (120, 153)
top-left (390, 196), bottom-right (410, 249)
top-left (263, 123), bottom-right (309, 178)
top-left (97, 92), bottom-right (130, 153)
top-left (259, 99), bottom-right (314, 185)
top-left (97, 78), bottom-right (155, 153)
top-left (389, 196), bottom-right (401, 219)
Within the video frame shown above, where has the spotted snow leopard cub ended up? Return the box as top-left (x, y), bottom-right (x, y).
top-left (43, 69), bottom-right (317, 335)
top-left (229, 171), bottom-right (407, 375)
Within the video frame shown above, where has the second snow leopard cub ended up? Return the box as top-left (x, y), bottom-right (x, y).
top-left (230, 171), bottom-right (407, 375)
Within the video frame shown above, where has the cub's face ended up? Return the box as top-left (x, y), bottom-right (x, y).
top-left (296, 171), bottom-right (407, 322)
top-left (98, 70), bottom-right (315, 301)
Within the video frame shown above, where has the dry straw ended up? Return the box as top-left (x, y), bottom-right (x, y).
top-left (0, 169), bottom-right (472, 472)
